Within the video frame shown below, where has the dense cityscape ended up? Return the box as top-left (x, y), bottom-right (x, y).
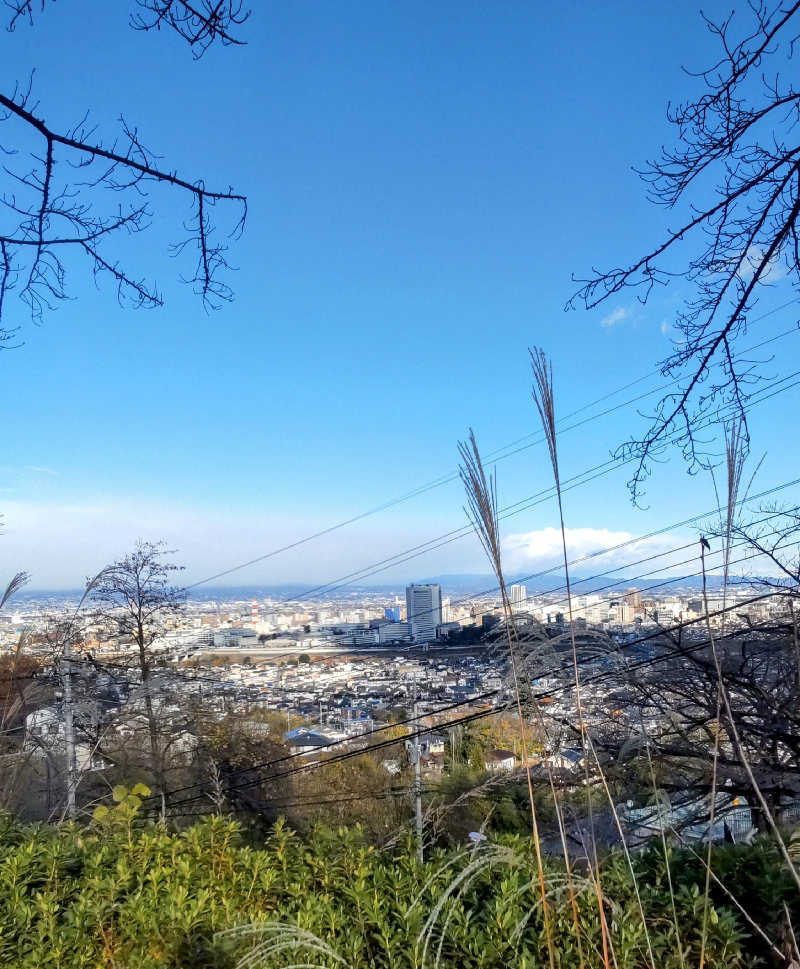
top-left (2, 577), bottom-right (788, 800)
top-left (3, 1), bottom-right (800, 965)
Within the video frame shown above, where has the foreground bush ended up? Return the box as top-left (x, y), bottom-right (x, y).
top-left (0, 810), bottom-right (797, 968)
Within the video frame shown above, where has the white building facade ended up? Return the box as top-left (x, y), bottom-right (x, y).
top-left (405, 583), bottom-right (442, 642)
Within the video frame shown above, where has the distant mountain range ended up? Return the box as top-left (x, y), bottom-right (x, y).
top-left (17, 572), bottom-right (740, 605)
top-left (184, 572), bottom-right (734, 600)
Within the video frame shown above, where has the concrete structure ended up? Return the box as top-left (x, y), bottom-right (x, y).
top-left (213, 627), bottom-right (259, 648)
top-left (405, 584), bottom-right (442, 643)
top-left (510, 584), bottom-right (527, 611)
top-left (374, 620), bottom-right (411, 644)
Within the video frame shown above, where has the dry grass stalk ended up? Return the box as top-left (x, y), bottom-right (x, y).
top-left (699, 677), bottom-right (723, 969)
top-left (784, 901), bottom-right (800, 966)
top-left (0, 572), bottom-right (31, 730)
top-left (481, 587), bottom-right (587, 959)
top-left (530, 346), bottom-right (613, 968)
top-left (719, 419), bottom-right (748, 636)
top-left (411, 842), bottom-right (595, 969)
top-left (791, 598), bottom-right (800, 692)
top-left (675, 835), bottom-right (785, 963)
top-left (699, 421), bottom-right (746, 968)
top-left (0, 571), bottom-right (29, 611)
top-left (216, 921), bottom-right (350, 969)
top-left (457, 428), bottom-right (558, 969)
top-left (699, 540), bottom-right (800, 893)
top-left (642, 725), bottom-right (686, 969)
top-left (584, 732), bottom-right (656, 969)
top-left (700, 420), bottom-right (800, 965)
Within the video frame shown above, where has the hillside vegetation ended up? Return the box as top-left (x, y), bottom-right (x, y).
top-left (1, 807), bottom-right (798, 969)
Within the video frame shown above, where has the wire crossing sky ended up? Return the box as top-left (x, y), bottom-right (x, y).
top-left (1, 0), bottom-right (798, 587)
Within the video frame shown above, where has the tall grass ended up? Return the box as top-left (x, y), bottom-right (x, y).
top-left (529, 346), bottom-right (616, 968)
top-left (457, 428), bottom-right (557, 969)
top-left (695, 419), bottom-right (800, 964)
top-left (699, 420), bottom-right (747, 967)
top-left (699, 537), bottom-right (800, 894)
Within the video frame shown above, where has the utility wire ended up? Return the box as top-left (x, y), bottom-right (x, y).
top-left (73, 523), bottom-right (800, 818)
top-left (161, 587), bottom-right (792, 811)
top-left (5, 492), bottom-right (797, 688)
top-left (215, 588), bottom-right (793, 798)
top-left (144, 516), bottom-right (795, 807)
top-left (290, 370), bottom-right (800, 602)
top-left (185, 312), bottom-right (799, 590)
top-left (315, 470), bottom-right (800, 634)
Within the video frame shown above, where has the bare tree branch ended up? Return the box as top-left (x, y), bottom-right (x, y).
top-left (130, 0), bottom-right (251, 58)
top-left (0, 0), bottom-right (249, 339)
top-left (0, 84), bottom-right (247, 331)
top-left (5, 1), bottom-right (251, 58)
top-left (567, 2), bottom-right (800, 502)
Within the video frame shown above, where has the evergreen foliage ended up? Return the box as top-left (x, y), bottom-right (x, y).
top-left (0, 811), bottom-right (797, 968)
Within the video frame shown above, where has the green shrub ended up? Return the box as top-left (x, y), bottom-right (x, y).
top-left (0, 810), bottom-right (794, 968)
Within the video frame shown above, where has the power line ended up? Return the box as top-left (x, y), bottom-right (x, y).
top-left (12, 518), bottom-right (799, 703)
top-left (162, 588), bottom-right (792, 811)
top-left (289, 370), bottom-right (800, 602)
top-left (6, 490), bottom-right (797, 691)
top-left (31, 526), bottom-right (797, 816)
top-left (163, 786), bottom-right (432, 821)
top-left (13, 531), bottom-right (797, 807)
top-left (145, 689), bottom-right (503, 806)
top-left (184, 312), bottom-right (799, 590)
top-left (220, 587), bottom-right (793, 797)
top-left (7, 474), bottom-right (796, 691)
top-left (481, 313), bottom-right (799, 465)
top-left (166, 602), bottom-right (798, 823)
top-left (313, 472), bottom-right (800, 635)
top-left (94, 518), bottom-right (796, 811)
top-left (481, 510), bottom-right (798, 625)
top-left (149, 521), bottom-right (778, 805)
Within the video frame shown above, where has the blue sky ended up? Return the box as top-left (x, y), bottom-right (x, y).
top-left (1, 1), bottom-right (798, 588)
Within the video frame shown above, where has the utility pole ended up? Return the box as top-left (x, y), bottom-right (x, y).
top-left (414, 740), bottom-right (424, 863)
top-left (412, 695), bottom-right (423, 863)
top-left (62, 637), bottom-right (77, 820)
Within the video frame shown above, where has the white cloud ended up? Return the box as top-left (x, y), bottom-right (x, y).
top-left (660, 319), bottom-right (671, 336)
top-left (600, 306), bottom-right (631, 328)
top-left (501, 525), bottom-right (688, 576)
top-left (738, 245), bottom-right (786, 284)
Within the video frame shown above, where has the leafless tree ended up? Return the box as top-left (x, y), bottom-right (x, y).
top-left (598, 615), bottom-right (800, 825)
top-left (88, 541), bottom-right (186, 812)
top-left (0, 0), bottom-right (249, 342)
top-left (568, 2), bottom-right (800, 501)
top-left (7, 0), bottom-right (250, 54)
top-left (728, 503), bottom-right (800, 591)
top-left (130, 1), bottom-right (250, 57)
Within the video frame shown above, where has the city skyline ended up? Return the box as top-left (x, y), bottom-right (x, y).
top-left (2, 2), bottom-right (800, 951)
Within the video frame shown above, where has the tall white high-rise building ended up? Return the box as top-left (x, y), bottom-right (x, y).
top-left (405, 583), bottom-right (442, 642)
top-left (510, 584), bottom-right (527, 611)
